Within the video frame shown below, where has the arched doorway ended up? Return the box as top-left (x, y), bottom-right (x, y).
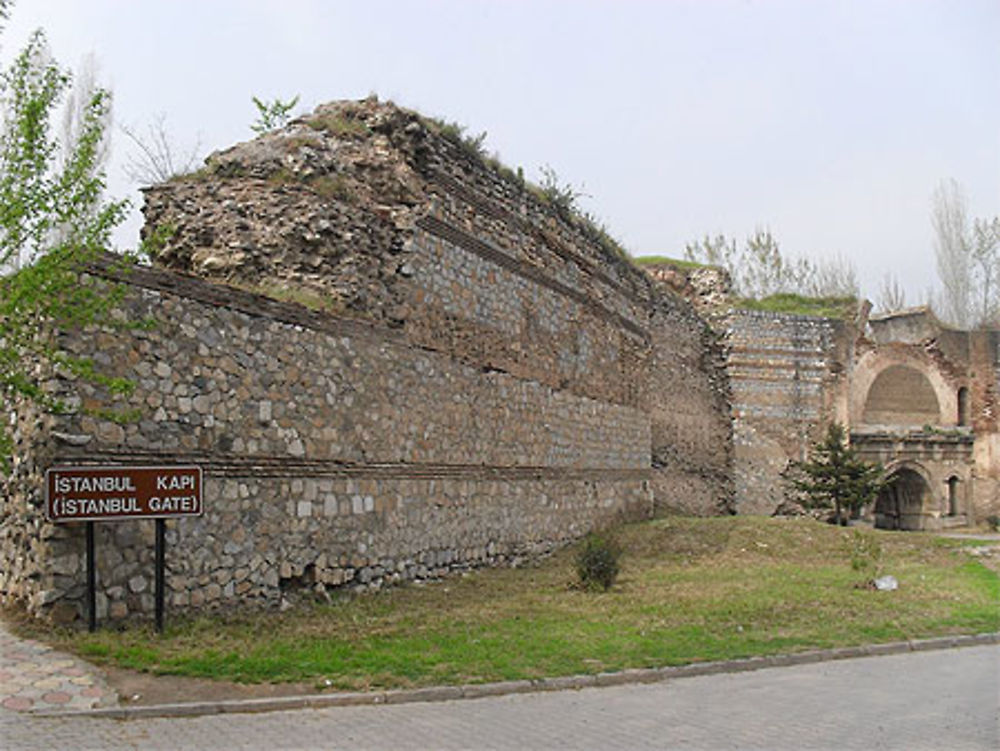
top-left (875, 468), bottom-right (931, 530)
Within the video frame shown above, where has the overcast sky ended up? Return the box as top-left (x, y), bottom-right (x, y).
top-left (3, 0), bottom-right (997, 303)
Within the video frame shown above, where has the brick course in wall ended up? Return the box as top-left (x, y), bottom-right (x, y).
top-left (726, 309), bottom-right (849, 514)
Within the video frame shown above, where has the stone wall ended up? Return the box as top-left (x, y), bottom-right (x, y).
top-left (979, 330), bottom-right (1000, 518)
top-left (1, 99), bottom-right (733, 623)
top-left (142, 98), bottom-right (733, 516)
top-left (2, 265), bottom-right (653, 621)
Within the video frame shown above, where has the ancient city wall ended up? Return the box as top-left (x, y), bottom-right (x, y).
top-left (1, 264), bottom-right (653, 621)
top-left (1, 99), bottom-right (733, 623)
top-left (142, 99), bottom-right (733, 516)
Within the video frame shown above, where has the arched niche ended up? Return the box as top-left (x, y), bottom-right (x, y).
top-left (850, 351), bottom-right (957, 428)
top-left (946, 476), bottom-right (960, 516)
top-left (862, 365), bottom-right (940, 427)
top-left (957, 387), bottom-right (970, 427)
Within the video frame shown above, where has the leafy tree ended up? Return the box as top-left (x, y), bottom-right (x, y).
top-left (0, 1), bottom-right (130, 469)
top-left (250, 94), bottom-right (299, 134)
top-left (787, 423), bottom-right (884, 526)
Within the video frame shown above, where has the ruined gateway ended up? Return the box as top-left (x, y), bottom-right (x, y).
top-left (1, 99), bottom-right (997, 624)
top-left (649, 264), bottom-right (1000, 531)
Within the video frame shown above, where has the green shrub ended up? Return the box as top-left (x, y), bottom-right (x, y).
top-left (575, 532), bottom-right (623, 591)
top-left (845, 529), bottom-right (883, 583)
top-left (986, 515), bottom-right (1000, 533)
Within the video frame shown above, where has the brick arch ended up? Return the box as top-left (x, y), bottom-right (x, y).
top-left (850, 351), bottom-right (956, 428)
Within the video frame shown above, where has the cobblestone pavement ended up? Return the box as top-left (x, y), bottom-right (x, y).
top-left (1, 644), bottom-right (997, 750)
top-left (0, 620), bottom-right (117, 714)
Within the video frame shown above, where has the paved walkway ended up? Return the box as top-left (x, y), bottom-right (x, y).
top-left (1, 637), bottom-right (997, 750)
top-left (0, 620), bottom-right (117, 713)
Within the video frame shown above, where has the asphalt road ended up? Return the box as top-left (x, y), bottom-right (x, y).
top-left (2, 643), bottom-right (997, 750)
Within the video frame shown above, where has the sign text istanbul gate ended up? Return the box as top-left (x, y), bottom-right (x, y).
top-left (45, 466), bottom-right (203, 632)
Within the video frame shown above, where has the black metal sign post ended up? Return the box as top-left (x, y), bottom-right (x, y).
top-left (86, 521), bottom-right (96, 633)
top-left (45, 466), bottom-right (203, 634)
top-left (155, 519), bottom-right (166, 633)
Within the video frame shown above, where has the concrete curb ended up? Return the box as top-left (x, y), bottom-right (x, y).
top-left (40, 632), bottom-right (1000, 720)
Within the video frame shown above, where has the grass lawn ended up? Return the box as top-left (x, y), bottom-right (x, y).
top-left (22, 517), bottom-right (999, 692)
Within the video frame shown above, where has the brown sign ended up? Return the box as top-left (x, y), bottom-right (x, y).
top-left (45, 466), bottom-right (203, 523)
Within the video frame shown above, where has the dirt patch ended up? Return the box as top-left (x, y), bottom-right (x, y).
top-left (102, 666), bottom-right (332, 707)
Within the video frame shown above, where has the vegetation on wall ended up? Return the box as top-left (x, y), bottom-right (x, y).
top-left (736, 293), bottom-right (857, 318)
top-left (120, 112), bottom-right (202, 186)
top-left (250, 94), bottom-right (300, 134)
top-left (421, 112), bottom-right (630, 262)
top-left (631, 255), bottom-right (710, 270)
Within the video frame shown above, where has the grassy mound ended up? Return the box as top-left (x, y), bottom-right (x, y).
top-left (25, 517), bottom-right (998, 691)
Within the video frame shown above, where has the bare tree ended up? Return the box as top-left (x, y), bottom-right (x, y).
top-left (685, 229), bottom-right (858, 300)
top-left (741, 228), bottom-right (785, 298)
top-left (804, 255), bottom-right (858, 298)
top-left (120, 112), bottom-right (201, 185)
top-left (931, 179), bottom-right (999, 328)
top-left (932, 179), bottom-right (973, 328)
top-left (60, 53), bottom-right (110, 175)
top-left (684, 234), bottom-right (738, 273)
top-left (876, 273), bottom-right (907, 313)
top-left (971, 217), bottom-right (1000, 326)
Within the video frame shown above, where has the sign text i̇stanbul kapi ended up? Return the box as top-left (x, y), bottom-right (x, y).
top-left (45, 466), bottom-right (203, 522)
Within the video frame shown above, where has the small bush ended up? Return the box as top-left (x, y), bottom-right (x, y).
top-left (845, 529), bottom-right (883, 584)
top-left (986, 515), bottom-right (1000, 532)
top-left (575, 532), bottom-right (623, 591)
